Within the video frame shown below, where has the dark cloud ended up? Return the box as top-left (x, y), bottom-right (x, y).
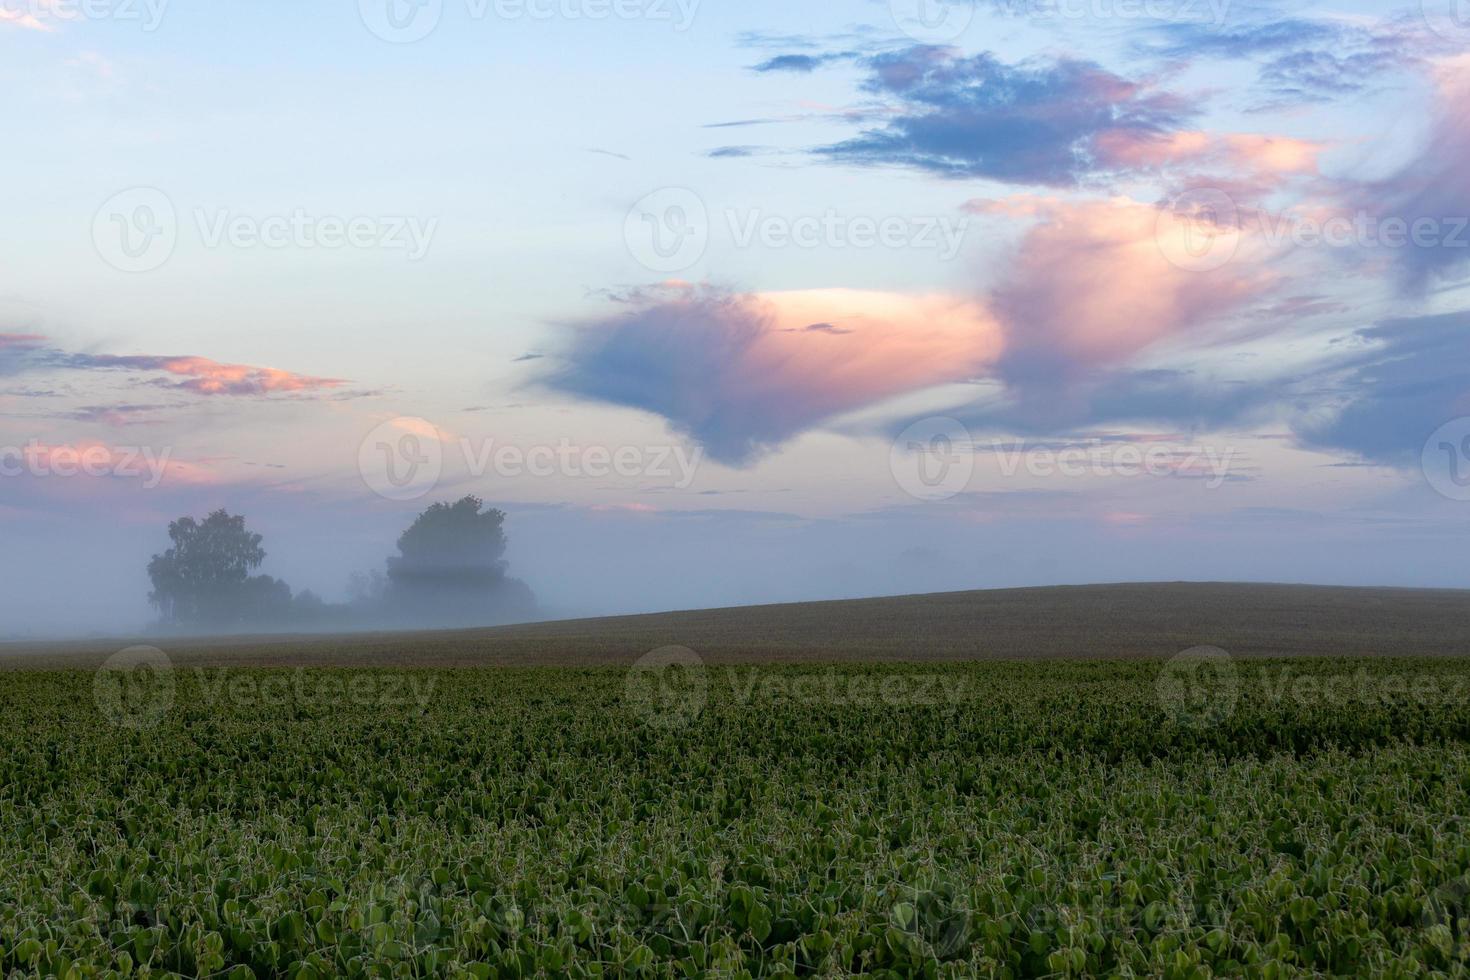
top-left (814, 46), bottom-right (1194, 185)
top-left (1294, 311), bottom-right (1470, 465)
top-left (706, 145), bottom-right (763, 158)
top-left (543, 288), bottom-right (809, 464)
top-left (1357, 65), bottom-right (1470, 294)
top-left (750, 52), bottom-right (854, 73)
top-left (954, 311), bottom-right (1470, 470)
top-left (1138, 18), bottom-right (1420, 106)
top-left (954, 368), bottom-right (1279, 438)
top-left (703, 118), bottom-right (784, 129)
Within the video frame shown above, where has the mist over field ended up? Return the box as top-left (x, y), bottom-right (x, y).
top-left (5, 489), bottom-right (1470, 640)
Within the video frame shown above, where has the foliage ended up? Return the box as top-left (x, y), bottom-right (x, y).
top-left (146, 510), bottom-right (283, 629)
top-left (1, 657), bottom-right (1468, 977)
top-left (382, 496), bottom-right (536, 626)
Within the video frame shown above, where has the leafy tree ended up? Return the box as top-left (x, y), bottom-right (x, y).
top-left (383, 496), bottom-right (536, 625)
top-left (147, 510), bottom-right (291, 628)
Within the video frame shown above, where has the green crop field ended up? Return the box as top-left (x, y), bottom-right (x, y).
top-left (2, 648), bottom-right (1470, 977)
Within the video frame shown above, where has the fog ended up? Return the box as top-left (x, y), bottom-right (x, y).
top-left (5, 479), bottom-right (1470, 643)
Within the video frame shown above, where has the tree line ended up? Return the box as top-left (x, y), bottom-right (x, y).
top-left (146, 495), bottom-right (535, 632)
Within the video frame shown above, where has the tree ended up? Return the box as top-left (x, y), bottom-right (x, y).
top-left (147, 510), bottom-right (290, 628)
top-left (383, 496), bottom-right (536, 625)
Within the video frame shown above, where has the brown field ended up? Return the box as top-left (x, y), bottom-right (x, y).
top-left (4, 581), bottom-right (1470, 669)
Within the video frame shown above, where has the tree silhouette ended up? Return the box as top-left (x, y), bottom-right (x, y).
top-left (384, 496), bottom-right (536, 625)
top-left (147, 510), bottom-right (288, 628)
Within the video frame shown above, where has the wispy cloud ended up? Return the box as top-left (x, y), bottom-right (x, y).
top-left (1, 335), bottom-right (347, 396)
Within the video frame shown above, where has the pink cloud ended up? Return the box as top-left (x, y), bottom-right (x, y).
top-left (1092, 129), bottom-right (1325, 178)
top-left (987, 196), bottom-right (1276, 382)
top-left (550, 285), bottom-right (1002, 462)
top-left (60, 351), bottom-right (345, 396)
top-left (143, 356), bottom-right (345, 395)
top-left (3, 333), bottom-right (347, 397)
top-left (552, 192), bottom-right (1283, 460)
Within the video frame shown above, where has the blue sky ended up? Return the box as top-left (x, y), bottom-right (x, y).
top-left (4, 0), bottom-right (1470, 634)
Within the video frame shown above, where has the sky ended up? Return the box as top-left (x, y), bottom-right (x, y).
top-left (4, 0), bottom-right (1470, 636)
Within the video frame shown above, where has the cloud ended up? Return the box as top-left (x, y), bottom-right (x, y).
top-left (751, 52), bottom-right (853, 73)
top-left (1091, 130), bottom-right (1324, 177)
top-left (545, 284), bottom-right (1002, 463)
top-left (549, 189), bottom-right (1290, 461)
top-left (981, 194), bottom-right (1276, 380)
top-left (706, 146), bottom-right (764, 159)
top-left (1293, 310), bottom-right (1470, 465)
top-left (1355, 56), bottom-right (1470, 293)
top-left (813, 46), bottom-right (1195, 186)
top-left (0, 336), bottom-right (346, 396)
top-left (1136, 17), bottom-right (1421, 107)
top-left (64, 403), bottom-right (175, 427)
top-left (63, 353), bottom-right (344, 395)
